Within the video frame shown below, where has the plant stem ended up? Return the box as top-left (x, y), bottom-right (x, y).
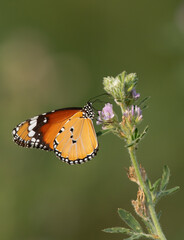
top-left (128, 147), bottom-right (167, 240)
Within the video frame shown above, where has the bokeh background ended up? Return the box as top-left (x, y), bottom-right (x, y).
top-left (0, 1), bottom-right (183, 240)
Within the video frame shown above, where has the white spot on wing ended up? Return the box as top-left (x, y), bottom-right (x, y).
top-left (43, 117), bottom-right (47, 123)
top-left (30, 119), bottom-right (36, 125)
top-left (28, 121), bottom-right (37, 131)
top-left (28, 130), bottom-right (35, 137)
top-left (31, 116), bottom-right (38, 121)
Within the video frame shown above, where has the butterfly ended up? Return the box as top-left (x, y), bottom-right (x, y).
top-left (12, 102), bottom-right (98, 165)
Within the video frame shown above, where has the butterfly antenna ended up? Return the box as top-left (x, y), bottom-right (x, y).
top-left (88, 93), bottom-right (110, 103)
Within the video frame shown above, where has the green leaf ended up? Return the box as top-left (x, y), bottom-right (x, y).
top-left (125, 142), bottom-right (135, 148)
top-left (160, 165), bottom-right (170, 191)
top-left (138, 96), bottom-right (150, 107)
top-left (152, 178), bottom-right (161, 202)
top-left (152, 178), bottom-right (161, 193)
top-left (141, 218), bottom-right (155, 234)
top-left (102, 227), bottom-right (132, 234)
top-left (141, 104), bottom-right (149, 110)
top-left (134, 128), bottom-right (139, 139)
top-left (139, 125), bottom-right (149, 139)
top-left (146, 179), bottom-right (152, 191)
top-left (96, 129), bottom-right (110, 137)
top-left (103, 226), bottom-right (158, 240)
top-left (156, 186), bottom-right (180, 203)
top-left (127, 233), bottom-right (161, 240)
top-left (160, 186), bottom-right (180, 197)
top-left (157, 211), bottom-right (162, 220)
top-left (118, 208), bottom-right (143, 233)
top-left (124, 236), bottom-right (141, 240)
top-left (125, 126), bottom-right (148, 148)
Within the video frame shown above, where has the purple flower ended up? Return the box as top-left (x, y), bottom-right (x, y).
top-left (123, 105), bottom-right (142, 123)
top-left (96, 103), bottom-right (114, 125)
top-left (135, 105), bottom-right (142, 121)
top-left (132, 88), bottom-right (140, 100)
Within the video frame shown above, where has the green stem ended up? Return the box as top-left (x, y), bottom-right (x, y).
top-left (128, 147), bottom-right (167, 240)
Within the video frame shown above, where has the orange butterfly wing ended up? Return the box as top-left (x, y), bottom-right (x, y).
top-left (54, 111), bottom-right (98, 164)
top-left (12, 108), bottom-right (82, 151)
top-left (12, 104), bottom-right (98, 165)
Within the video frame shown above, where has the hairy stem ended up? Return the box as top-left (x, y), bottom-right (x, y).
top-left (128, 147), bottom-right (167, 240)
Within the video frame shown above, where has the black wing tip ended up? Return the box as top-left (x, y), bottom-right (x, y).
top-left (12, 129), bottom-right (51, 151)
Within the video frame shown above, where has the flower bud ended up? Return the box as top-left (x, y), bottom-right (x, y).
top-left (131, 88), bottom-right (140, 100)
top-left (103, 75), bottom-right (123, 101)
top-left (103, 71), bottom-right (139, 106)
top-left (124, 73), bottom-right (138, 93)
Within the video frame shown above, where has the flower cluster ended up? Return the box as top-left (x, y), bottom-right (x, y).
top-left (96, 103), bottom-right (115, 130)
top-left (123, 105), bottom-right (143, 125)
top-left (97, 71), bottom-right (144, 143)
top-left (103, 71), bottom-right (139, 105)
top-left (103, 75), bottom-right (123, 101)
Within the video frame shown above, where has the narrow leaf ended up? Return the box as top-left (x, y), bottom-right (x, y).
top-left (118, 208), bottom-right (143, 233)
top-left (152, 179), bottom-right (162, 202)
top-left (125, 126), bottom-right (148, 148)
top-left (125, 139), bottom-right (139, 148)
top-left (152, 178), bottom-right (161, 193)
top-left (134, 128), bottom-right (139, 139)
top-left (140, 125), bottom-right (149, 139)
top-left (161, 186), bottom-right (180, 197)
top-left (141, 104), bottom-right (149, 110)
top-left (124, 233), bottom-right (159, 240)
top-left (141, 218), bottom-right (155, 234)
top-left (157, 211), bottom-right (162, 220)
top-left (146, 179), bottom-right (152, 191)
top-left (96, 129), bottom-right (110, 137)
top-left (138, 96), bottom-right (150, 107)
top-left (125, 142), bottom-right (135, 148)
top-left (103, 227), bottom-right (132, 234)
top-left (160, 165), bottom-right (170, 191)
top-left (124, 236), bottom-right (141, 240)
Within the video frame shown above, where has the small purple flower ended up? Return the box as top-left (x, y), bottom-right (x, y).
top-left (96, 103), bottom-right (114, 125)
top-left (135, 105), bottom-right (142, 121)
top-left (123, 105), bottom-right (142, 123)
top-left (132, 88), bottom-right (140, 100)
top-left (131, 105), bottom-right (134, 116)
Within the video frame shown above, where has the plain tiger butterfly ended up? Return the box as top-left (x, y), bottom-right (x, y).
top-left (12, 102), bottom-right (98, 165)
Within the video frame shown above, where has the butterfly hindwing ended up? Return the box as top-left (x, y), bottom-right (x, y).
top-left (54, 112), bottom-right (98, 165)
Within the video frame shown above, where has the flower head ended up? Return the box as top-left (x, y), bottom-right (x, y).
top-left (96, 103), bottom-right (115, 128)
top-left (103, 71), bottom-right (139, 106)
top-left (123, 105), bottom-right (143, 125)
top-left (103, 75), bottom-right (122, 101)
top-left (124, 73), bottom-right (138, 93)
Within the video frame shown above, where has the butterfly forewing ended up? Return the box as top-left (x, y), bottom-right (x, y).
top-left (12, 108), bottom-right (81, 151)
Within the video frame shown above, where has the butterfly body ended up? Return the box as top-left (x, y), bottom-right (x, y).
top-left (12, 103), bottom-right (98, 165)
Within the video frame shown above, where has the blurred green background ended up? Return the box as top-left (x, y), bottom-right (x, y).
top-left (0, 1), bottom-right (183, 240)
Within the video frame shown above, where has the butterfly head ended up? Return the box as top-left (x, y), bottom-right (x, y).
top-left (82, 102), bottom-right (95, 119)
